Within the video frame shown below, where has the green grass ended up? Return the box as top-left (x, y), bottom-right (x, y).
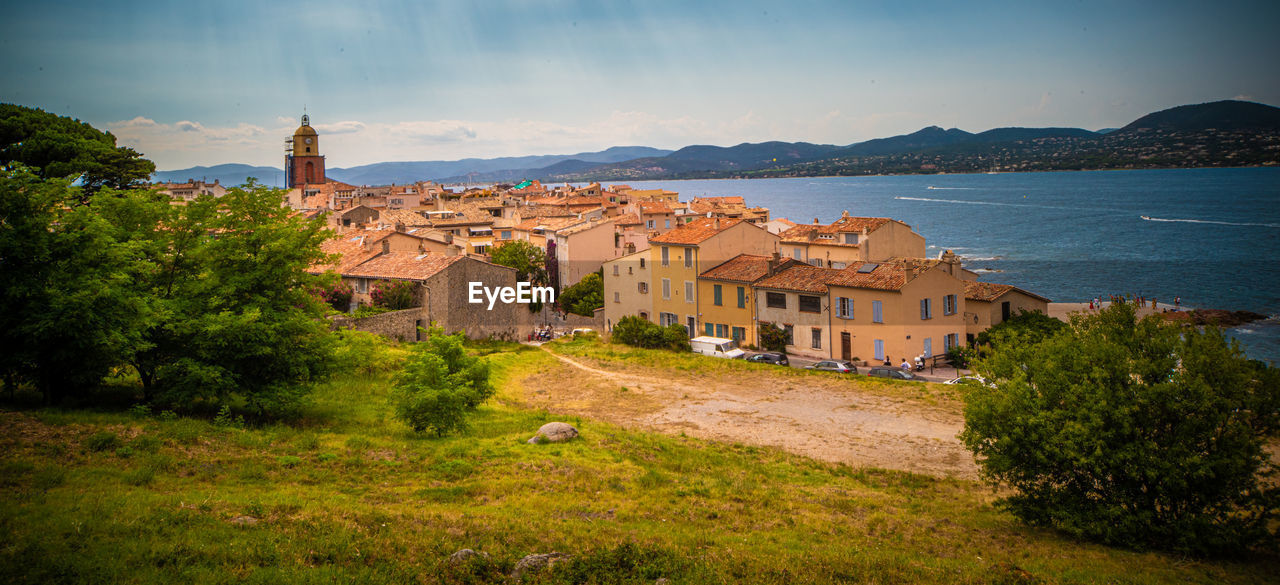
top-left (0, 340), bottom-right (1275, 584)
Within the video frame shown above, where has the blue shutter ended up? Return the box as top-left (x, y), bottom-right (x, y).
top-left (705, 323), bottom-right (713, 336)
top-left (737, 287), bottom-right (746, 308)
top-left (923, 338), bottom-right (933, 357)
top-left (872, 301), bottom-right (883, 323)
top-left (874, 339), bottom-right (885, 361)
top-left (714, 284), bottom-right (722, 306)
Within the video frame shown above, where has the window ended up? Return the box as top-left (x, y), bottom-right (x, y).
top-left (705, 323), bottom-right (714, 336)
top-left (660, 312), bottom-right (678, 326)
top-left (872, 300), bottom-right (883, 323)
top-left (766, 292), bottom-right (787, 309)
top-left (874, 339), bottom-right (885, 361)
top-left (921, 298), bottom-right (933, 320)
top-left (944, 333), bottom-right (959, 351)
top-left (638, 282), bottom-right (648, 294)
top-left (473, 245), bottom-right (488, 255)
top-left (844, 233), bottom-right (859, 245)
top-left (661, 247), bottom-right (669, 266)
top-left (716, 324), bottom-right (728, 338)
top-left (684, 247), bottom-right (694, 268)
top-left (835, 297), bottom-right (854, 319)
top-left (792, 247), bottom-right (803, 260)
top-left (809, 258), bottom-right (823, 267)
top-left (613, 264), bottom-right (619, 276)
top-left (831, 262), bottom-right (846, 270)
top-left (685, 281), bottom-right (694, 303)
top-left (783, 324), bottom-right (794, 345)
top-left (662, 278), bottom-right (671, 299)
top-left (501, 230), bottom-right (511, 239)
top-left (736, 286), bottom-right (746, 308)
top-left (687, 316), bottom-right (696, 337)
top-left (943, 294), bottom-right (957, 315)
top-left (664, 219), bottom-right (671, 229)
top-left (811, 328), bottom-right (822, 349)
top-left (613, 292), bottom-right (620, 303)
top-left (639, 257), bottom-right (645, 268)
top-left (731, 327), bottom-right (745, 342)
top-left (713, 284), bottom-right (723, 306)
top-left (647, 220), bottom-right (655, 229)
top-left (356, 278), bottom-right (368, 293)
top-left (798, 295), bottom-right (822, 313)
top-left (923, 337), bottom-right (933, 357)
top-left (628, 266), bottom-right (633, 274)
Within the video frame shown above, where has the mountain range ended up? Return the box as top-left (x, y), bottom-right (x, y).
top-left (154, 100), bottom-right (1280, 187)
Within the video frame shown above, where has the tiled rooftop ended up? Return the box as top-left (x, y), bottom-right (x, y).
top-left (649, 217), bottom-right (746, 245)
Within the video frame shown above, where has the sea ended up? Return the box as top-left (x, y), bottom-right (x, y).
top-left (618, 167), bottom-right (1280, 365)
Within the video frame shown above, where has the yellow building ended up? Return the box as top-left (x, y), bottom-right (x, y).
top-left (962, 281), bottom-right (1052, 344)
top-left (754, 263), bottom-right (843, 358)
top-left (696, 254), bottom-right (799, 346)
top-left (648, 217), bottom-right (779, 335)
top-left (779, 212), bottom-right (927, 268)
top-left (825, 258), bottom-right (969, 364)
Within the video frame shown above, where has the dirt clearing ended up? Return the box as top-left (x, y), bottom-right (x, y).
top-left (515, 347), bottom-right (979, 479)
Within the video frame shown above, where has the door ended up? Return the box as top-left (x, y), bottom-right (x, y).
top-left (1001, 301), bottom-right (1011, 322)
top-left (687, 316), bottom-right (696, 338)
top-left (841, 332), bottom-right (852, 361)
top-left (923, 337), bottom-right (933, 357)
top-left (874, 339), bottom-right (885, 361)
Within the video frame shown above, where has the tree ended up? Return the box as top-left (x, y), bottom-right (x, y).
top-left (1, 104), bottom-right (155, 198)
top-left (0, 169), bottom-right (151, 402)
top-left (558, 272), bottom-right (603, 317)
top-left (611, 316), bottom-right (690, 352)
top-left (393, 327), bottom-right (494, 435)
top-left (961, 303), bottom-right (1280, 554)
top-left (489, 240), bottom-right (548, 312)
top-left (974, 309), bottom-right (1067, 351)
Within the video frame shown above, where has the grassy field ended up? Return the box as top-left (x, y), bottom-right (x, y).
top-left (1, 338), bottom-right (1276, 584)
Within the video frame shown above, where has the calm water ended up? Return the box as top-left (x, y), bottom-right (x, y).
top-left (622, 168), bottom-right (1280, 364)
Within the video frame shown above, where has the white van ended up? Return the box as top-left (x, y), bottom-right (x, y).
top-left (689, 336), bottom-right (746, 359)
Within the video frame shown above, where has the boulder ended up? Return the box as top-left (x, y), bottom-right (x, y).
top-left (526, 422), bottom-right (579, 444)
top-left (230, 515), bottom-right (258, 526)
top-left (447, 548), bottom-right (490, 565)
top-left (511, 552), bottom-right (570, 579)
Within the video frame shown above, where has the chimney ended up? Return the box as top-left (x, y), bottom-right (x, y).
top-left (713, 218), bottom-right (720, 230)
top-left (381, 239), bottom-right (390, 254)
top-left (395, 222), bottom-right (406, 233)
top-left (768, 251), bottom-right (781, 275)
top-left (813, 217), bottom-right (820, 225)
top-left (842, 210), bottom-right (849, 217)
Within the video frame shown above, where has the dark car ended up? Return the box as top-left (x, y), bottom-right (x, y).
top-left (866, 366), bottom-right (921, 381)
top-left (746, 352), bottom-right (789, 366)
top-left (806, 360), bottom-right (858, 374)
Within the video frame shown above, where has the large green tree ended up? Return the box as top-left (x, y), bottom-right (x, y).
top-left (962, 303), bottom-right (1280, 554)
top-left (558, 272), bottom-right (603, 317)
top-left (392, 327), bottom-right (493, 436)
top-left (489, 240), bottom-right (548, 313)
top-left (1, 104), bottom-right (155, 198)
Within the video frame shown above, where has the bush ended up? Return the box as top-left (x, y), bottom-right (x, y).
top-left (758, 322), bottom-right (790, 353)
top-left (962, 303), bottom-right (1280, 554)
top-left (392, 328), bottom-right (493, 436)
top-left (312, 281), bottom-right (353, 312)
top-left (945, 344), bottom-right (975, 369)
top-left (370, 280), bottom-right (418, 310)
top-left (612, 316), bottom-right (689, 352)
top-left (559, 272), bottom-right (603, 317)
top-left (974, 309), bottom-right (1066, 351)
top-left (331, 329), bottom-right (402, 374)
top-left (85, 431), bottom-right (121, 452)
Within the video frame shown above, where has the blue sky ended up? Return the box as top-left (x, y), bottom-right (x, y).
top-left (3, 0), bottom-right (1277, 170)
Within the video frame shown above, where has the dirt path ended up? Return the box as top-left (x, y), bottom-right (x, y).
top-left (525, 348), bottom-right (979, 479)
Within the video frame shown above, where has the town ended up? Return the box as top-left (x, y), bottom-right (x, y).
top-left (155, 114), bottom-right (1050, 365)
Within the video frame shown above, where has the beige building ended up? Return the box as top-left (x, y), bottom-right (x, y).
top-left (779, 212), bottom-right (927, 268)
top-left (649, 217), bottom-right (779, 335)
top-left (695, 254), bottom-right (800, 347)
top-left (753, 263), bottom-right (842, 358)
top-left (602, 249), bottom-right (655, 332)
top-left (825, 258), bottom-right (969, 364)
top-left (962, 281), bottom-right (1052, 344)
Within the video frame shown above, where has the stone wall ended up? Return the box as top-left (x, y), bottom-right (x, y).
top-left (330, 308), bottom-right (429, 342)
top-left (422, 257), bottom-right (536, 341)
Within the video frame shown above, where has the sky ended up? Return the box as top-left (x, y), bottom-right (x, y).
top-left (3, 0), bottom-right (1278, 171)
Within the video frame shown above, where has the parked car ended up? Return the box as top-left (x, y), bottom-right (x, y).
top-left (806, 360), bottom-right (858, 374)
top-left (866, 366), bottom-right (922, 381)
top-left (746, 352), bottom-right (789, 366)
top-left (689, 336), bottom-right (746, 359)
top-left (943, 375), bottom-right (992, 387)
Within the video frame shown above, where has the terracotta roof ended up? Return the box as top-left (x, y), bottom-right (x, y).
top-left (557, 218), bottom-right (612, 236)
top-left (380, 209), bottom-right (432, 227)
top-left (754, 263), bottom-right (843, 294)
top-left (312, 232), bottom-right (382, 274)
top-left (344, 252), bottom-right (465, 281)
top-left (615, 213), bottom-right (642, 226)
top-left (964, 281), bottom-right (1052, 303)
top-left (649, 217), bottom-right (745, 245)
top-left (700, 254), bottom-right (800, 283)
top-left (779, 216), bottom-right (893, 244)
top-left (638, 201), bottom-right (674, 215)
top-left (824, 262), bottom-right (909, 291)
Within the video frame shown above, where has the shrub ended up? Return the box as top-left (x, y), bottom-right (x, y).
top-left (945, 344), bottom-right (975, 369)
top-left (392, 328), bottom-right (493, 436)
top-left (312, 281), bottom-right (353, 312)
top-left (350, 305), bottom-right (393, 319)
top-left (370, 280), bottom-right (418, 310)
top-left (974, 309), bottom-right (1067, 351)
top-left (612, 316), bottom-right (689, 351)
top-left (758, 322), bottom-right (790, 353)
top-left (962, 303), bottom-right (1280, 554)
top-left (559, 272), bottom-right (603, 317)
top-left (331, 329), bottom-right (401, 374)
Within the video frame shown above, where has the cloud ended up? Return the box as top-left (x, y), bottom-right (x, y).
top-left (384, 121), bottom-right (477, 143)
top-left (114, 116), bottom-right (158, 128)
top-left (314, 120), bottom-right (366, 135)
top-left (1234, 94), bottom-right (1254, 100)
top-left (176, 120), bottom-right (204, 132)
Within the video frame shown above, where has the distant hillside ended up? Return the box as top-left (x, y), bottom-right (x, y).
top-left (327, 146), bottom-right (672, 185)
top-left (151, 164), bottom-right (285, 187)
top-left (1115, 100), bottom-right (1280, 134)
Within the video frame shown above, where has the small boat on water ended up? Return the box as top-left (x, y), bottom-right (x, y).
top-left (1140, 215), bottom-right (1151, 220)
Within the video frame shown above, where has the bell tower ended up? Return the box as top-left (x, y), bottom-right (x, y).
top-left (285, 113), bottom-right (326, 188)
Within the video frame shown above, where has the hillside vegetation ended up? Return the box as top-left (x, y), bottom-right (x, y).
top-left (2, 339), bottom-right (1277, 584)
